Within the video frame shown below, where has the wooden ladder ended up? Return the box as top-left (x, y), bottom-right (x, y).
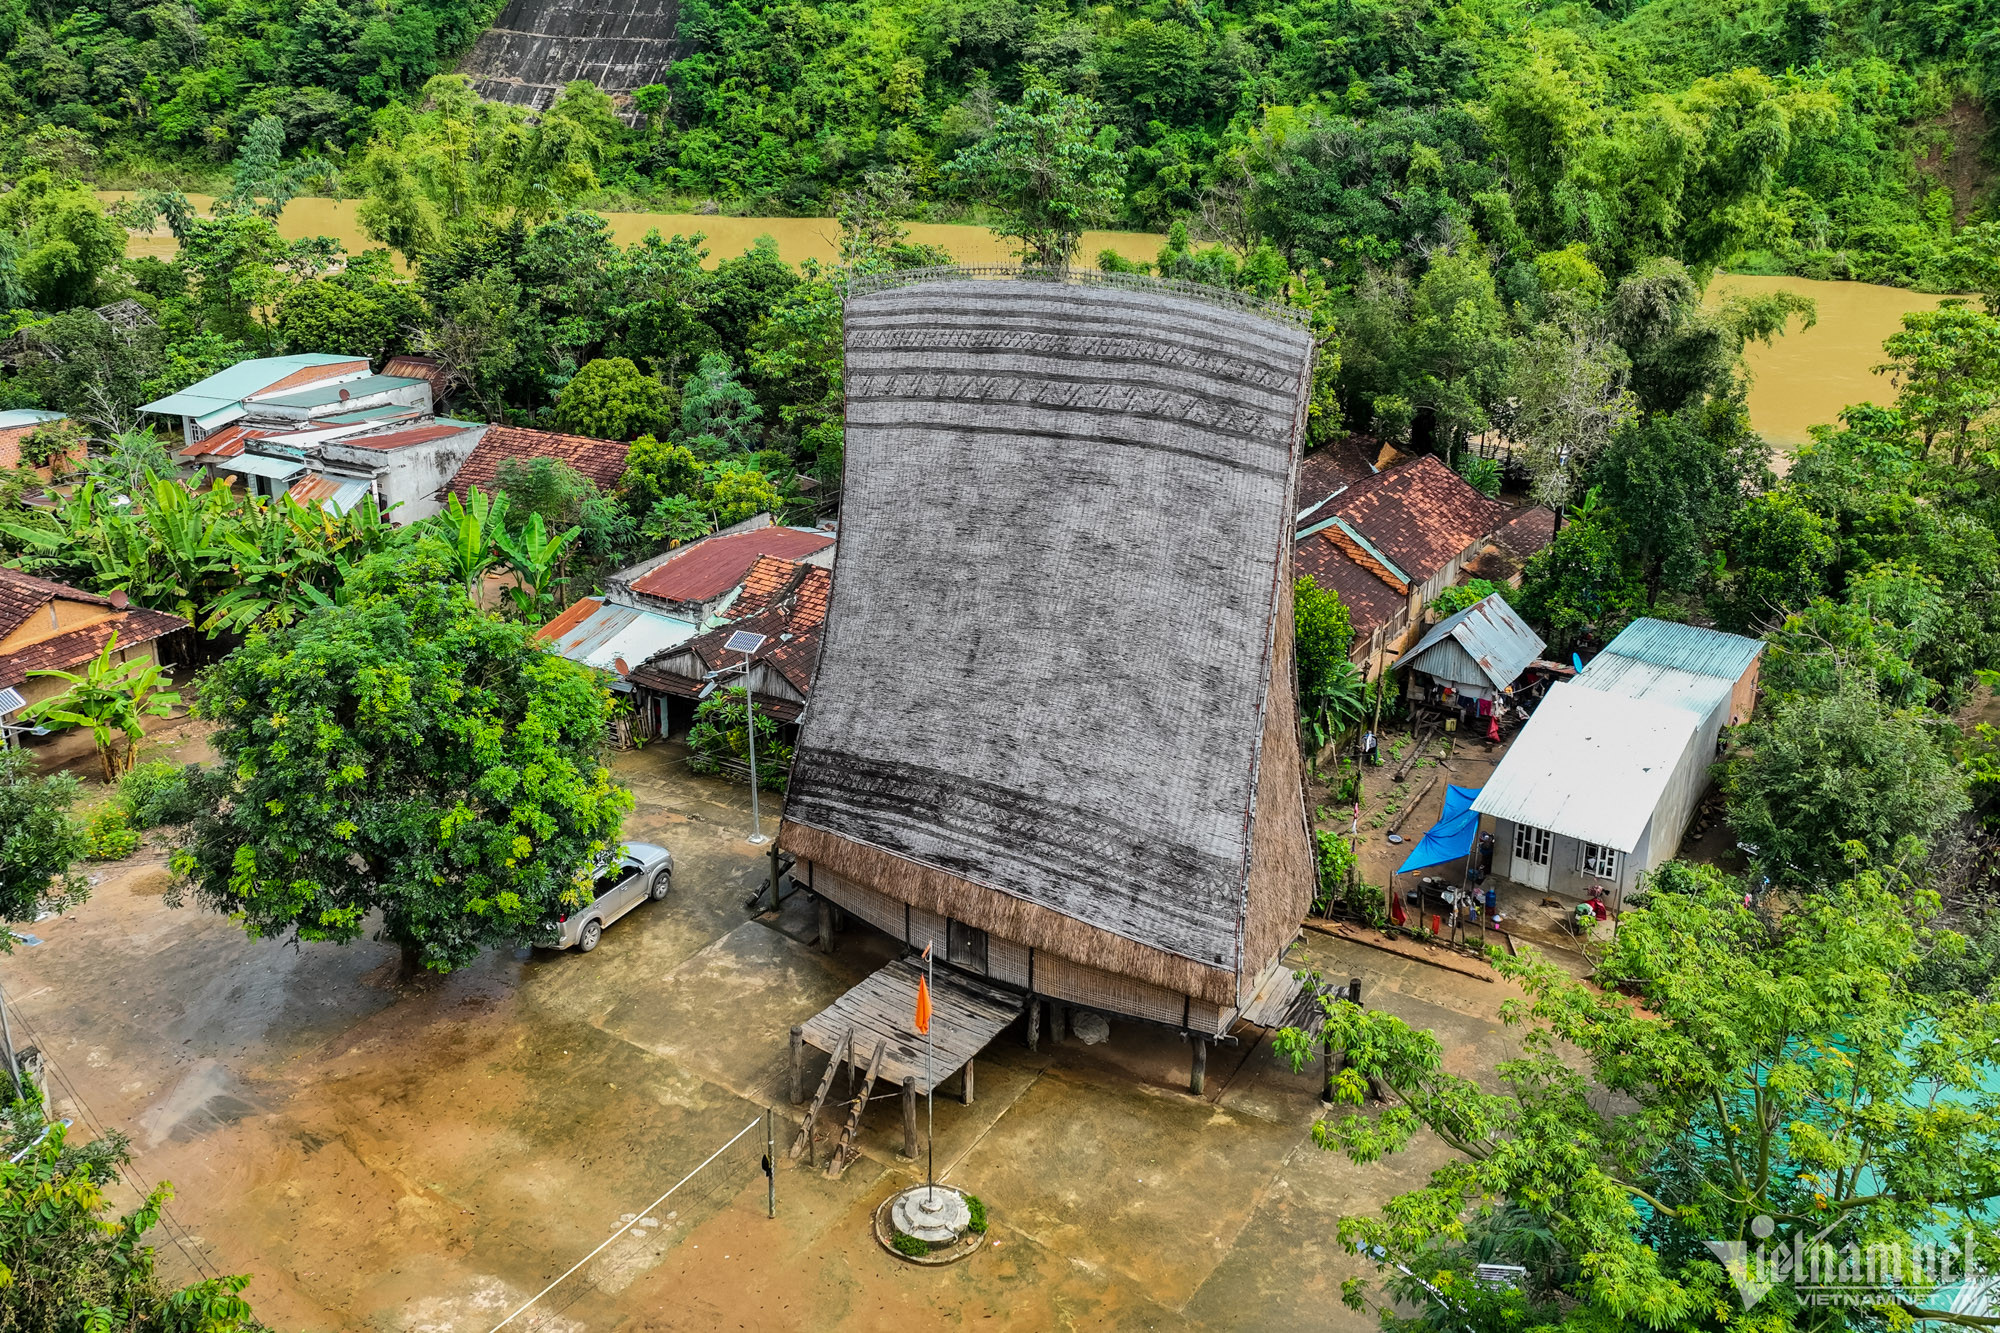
top-left (826, 1037), bottom-right (886, 1180)
top-left (789, 1028), bottom-right (851, 1168)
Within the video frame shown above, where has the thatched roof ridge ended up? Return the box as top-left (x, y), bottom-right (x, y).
top-left (783, 279), bottom-right (1314, 981)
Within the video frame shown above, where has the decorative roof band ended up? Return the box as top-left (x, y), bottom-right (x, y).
top-left (843, 264), bottom-right (1313, 327)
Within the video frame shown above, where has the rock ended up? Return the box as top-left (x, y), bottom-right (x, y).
top-left (1071, 1010), bottom-right (1110, 1045)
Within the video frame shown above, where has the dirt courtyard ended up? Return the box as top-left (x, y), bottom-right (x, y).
top-left (5, 742), bottom-right (1534, 1332)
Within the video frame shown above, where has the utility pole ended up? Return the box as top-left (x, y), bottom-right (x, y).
top-left (0, 976), bottom-right (19, 1094)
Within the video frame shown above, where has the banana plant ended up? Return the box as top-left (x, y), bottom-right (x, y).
top-left (432, 488), bottom-right (510, 597)
top-left (493, 511), bottom-right (581, 619)
top-left (25, 632), bottom-right (183, 782)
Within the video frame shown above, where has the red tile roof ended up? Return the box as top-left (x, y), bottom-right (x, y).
top-left (1328, 455), bottom-right (1510, 583)
top-left (629, 527), bottom-right (835, 605)
top-left (0, 567), bottom-right (114, 640)
top-left (335, 423), bottom-right (474, 451)
top-left (1296, 438), bottom-right (1380, 510)
top-left (445, 425), bottom-right (629, 499)
top-left (0, 606), bottom-right (187, 689)
top-left (630, 560), bottom-right (832, 708)
top-left (1294, 534), bottom-right (1405, 648)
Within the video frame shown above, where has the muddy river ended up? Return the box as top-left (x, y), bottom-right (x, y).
top-left (101, 195), bottom-right (1950, 447)
top-left (1708, 273), bottom-right (1950, 448)
top-left (99, 191), bottom-right (1168, 270)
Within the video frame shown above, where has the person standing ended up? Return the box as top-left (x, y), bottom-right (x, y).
top-left (1362, 729), bottom-right (1379, 766)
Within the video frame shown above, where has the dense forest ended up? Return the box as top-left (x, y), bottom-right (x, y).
top-left (0, 0), bottom-right (1995, 287)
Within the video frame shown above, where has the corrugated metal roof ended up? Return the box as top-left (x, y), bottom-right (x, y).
top-left (1597, 618), bottom-right (1763, 680)
top-left (215, 453), bottom-right (309, 480)
top-left (138, 355), bottom-right (363, 416)
top-left (0, 410), bottom-right (63, 430)
top-left (256, 374), bottom-right (423, 409)
top-left (1572, 653), bottom-right (1734, 718)
top-left (1403, 593), bottom-right (1544, 690)
top-left (288, 475), bottom-right (373, 514)
top-left (538, 599), bottom-right (697, 672)
top-left (1471, 683), bottom-right (1700, 851)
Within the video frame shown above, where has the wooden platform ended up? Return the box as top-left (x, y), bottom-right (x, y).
top-left (800, 957), bottom-right (1024, 1095)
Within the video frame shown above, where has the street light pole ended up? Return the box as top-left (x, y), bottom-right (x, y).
top-left (743, 646), bottom-right (765, 845)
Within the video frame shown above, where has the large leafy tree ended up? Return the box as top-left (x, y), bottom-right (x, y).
top-left (1279, 862), bottom-right (2000, 1331)
top-left (1876, 301), bottom-right (2000, 466)
top-left (173, 543), bottom-right (632, 975)
top-left (554, 357), bottom-right (674, 442)
top-left (944, 87), bottom-right (1126, 270)
top-left (1724, 673), bottom-right (1966, 887)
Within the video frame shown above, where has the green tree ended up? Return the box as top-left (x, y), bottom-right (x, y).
top-left (679, 353), bottom-right (763, 456)
top-left (709, 468), bottom-right (783, 526)
top-left (1277, 862), bottom-right (2000, 1330)
top-left (944, 87), bottom-right (1126, 270)
top-left (686, 684), bottom-right (791, 790)
top-left (420, 268), bottom-right (525, 422)
top-left (1515, 500), bottom-right (1643, 652)
top-left (1876, 301), bottom-right (2000, 466)
top-left (276, 279), bottom-right (398, 359)
top-left (0, 747), bottom-right (86, 940)
top-left (0, 171), bottom-right (127, 311)
top-left (619, 435), bottom-right (704, 512)
top-left (1725, 674), bottom-right (1967, 885)
top-left (24, 633), bottom-right (182, 782)
top-left (555, 357), bottom-right (673, 442)
top-left (1712, 491), bottom-right (1834, 633)
top-left (0, 1123), bottom-right (262, 1331)
top-left (174, 543), bottom-right (633, 976)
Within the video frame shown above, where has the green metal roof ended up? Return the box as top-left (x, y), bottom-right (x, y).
top-left (257, 374), bottom-right (422, 409)
top-left (137, 354), bottom-right (363, 417)
top-left (321, 404), bottom-right (420, 425)
top-left (0, 409), bottom-right (64, 430)
top-left (1596, 618), bottom-right (1763, 681)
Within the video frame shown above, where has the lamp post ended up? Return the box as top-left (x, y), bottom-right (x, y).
top-left (721, 630), bottom-right (769, 844)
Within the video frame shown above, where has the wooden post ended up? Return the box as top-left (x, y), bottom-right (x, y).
top-left (1052, 1004), bottom-right (1066, 1043)
top-left (789, 1026), bottom-right (804, 1105)
top-left (1190, 1036), bottom-right (1208, 1096)
top-left (900, 1076), bottom-right (918, 1160)
top-left (961, 1058), bottom-right (975, 1106)
top-left (817, 898), bottom-right (834, 955)
top-left (1026, 999), bottom-right (1041, 1052)
top-left (1349, 977), bottom-right (1362, 1006)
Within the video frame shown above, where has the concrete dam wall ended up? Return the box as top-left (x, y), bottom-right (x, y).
top-left (458, 0), bottom-right (681, 111)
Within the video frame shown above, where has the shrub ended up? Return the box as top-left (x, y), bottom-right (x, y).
top-left (117, 761), bottom-right (198, 829)
top-left (965, 1194), bottom-right (988, 1234)
top-left (1429, 578), bottom-right (1501, 619)
top-left (891, 1231), bottom-right (932, 1256)
top-left (83, 808), bottom-right (138, 860)
top-left (1456, 453), bottom-right (1503, 497)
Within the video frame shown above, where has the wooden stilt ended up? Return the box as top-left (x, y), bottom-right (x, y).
top-left (817, 898), bottom-right (834, 954)
top-left (1026, 999), bottom-right (1041, 1052)
top-left (962, 1058), bottom-right (975, 1106)
top-left (900, 1076), bottom-right (918, 1161)
top-left (1190, 1036), bottom-right (1208, 1096)
top-left (1052, 1004), bottom-right (1067, 1043)
top-left (789, 1025), bottom-right (804, 1104)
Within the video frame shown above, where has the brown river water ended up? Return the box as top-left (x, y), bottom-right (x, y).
top-left (102, 195), bottom-right (1950, 448)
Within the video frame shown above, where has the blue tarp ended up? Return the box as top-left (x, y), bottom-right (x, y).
top-left (1397, 784), bottom-right (1485, 874)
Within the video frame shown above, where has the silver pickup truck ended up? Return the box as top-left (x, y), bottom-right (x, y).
top-left (539, 842), bottom-right (674, 953)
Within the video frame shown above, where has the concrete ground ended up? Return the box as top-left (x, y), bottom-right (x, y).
top-left (6, 741), bottom-right (1535, 1332)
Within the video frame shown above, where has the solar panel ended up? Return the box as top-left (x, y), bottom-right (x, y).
top-left (724, 630), bottom-right (767, 655)
top-left (0, 687), bottom-right (24, 715)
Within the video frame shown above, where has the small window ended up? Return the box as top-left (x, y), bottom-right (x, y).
top-left (1581, 843), bottom-right (1620, 880)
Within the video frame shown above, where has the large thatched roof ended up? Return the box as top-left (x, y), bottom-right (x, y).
top-left (783, 276), bottom-right (1314, 983)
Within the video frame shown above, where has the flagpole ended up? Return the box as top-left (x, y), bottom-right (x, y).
top-left (926, 945), bottom-right (936, 1204)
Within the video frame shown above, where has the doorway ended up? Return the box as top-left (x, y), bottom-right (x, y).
top-left (1513, 824), bottom-right (1552, 891)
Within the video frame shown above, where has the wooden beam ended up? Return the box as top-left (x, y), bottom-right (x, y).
top-left (790, 1028), bottom-right (849, 1163)
top-left (1190, 1036), bottom-right (1208, 1096)
top-left (789, 1025), bottom-right (804, 1105)
top-left (827, 1037), bottom-right (887, 1180)
top-left (900, 1076), bottom-right (918, 1161)
top-left (962, 1058), bottom-right (974, 1106)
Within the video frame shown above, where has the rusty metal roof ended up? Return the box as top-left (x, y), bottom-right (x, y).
top-left (1402, 593), bottom-right (1544, 691)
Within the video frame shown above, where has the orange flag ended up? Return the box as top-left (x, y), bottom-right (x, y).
top-left (914, 975), bottom-right (932, 1035)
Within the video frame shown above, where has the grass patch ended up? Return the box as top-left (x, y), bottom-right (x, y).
top-left (966, 1195), bottom-right (988, 1234)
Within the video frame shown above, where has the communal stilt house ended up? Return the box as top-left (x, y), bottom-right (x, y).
top-left (779, 271), bottom-right (1317, 1111)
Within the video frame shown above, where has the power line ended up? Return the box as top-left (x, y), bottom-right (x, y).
top-left (2, 985), bottom-right (224, 1284)
top-left (489, 1115), bottom-right (765, 1333)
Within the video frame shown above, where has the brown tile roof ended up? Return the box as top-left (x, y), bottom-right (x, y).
top-left (1294, 533), bottom-right (1405, 648)
top-left (445, 426), bottom-right (628, 500)
top-left (1465, 505), bottom-right (1558, 583)
top-left (629, 527), bottom-right (835, 604)
top-left (0, 606), bottom-right (187, 689)
top-left (630, 560), bottom-right (831, 709)
top-left (0, 567), bottom-right (114, 640)
top-left (1328, 455), bottom-right (1510, 583)
top-left (1296, 438), bottom-right (1380, 511)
